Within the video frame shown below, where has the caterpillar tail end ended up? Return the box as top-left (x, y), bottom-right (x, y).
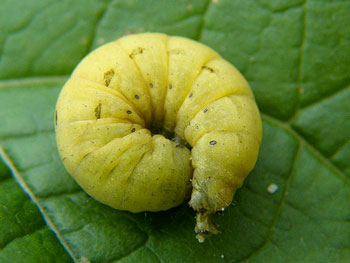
top-left (195, 211), bottom-right (220, 243)
top-left (189, 189), bottom-right (220, 243)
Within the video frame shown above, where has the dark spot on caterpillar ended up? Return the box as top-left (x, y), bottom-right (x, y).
top-left (189, 93), bottom-right (193, 98)
top-left (131, 128), bottom-right (136, 132)
top-left (169, 84), bottom-right (172, 89)
top-left (104, 69), bottom-right (115, 86)
top-left (55, 110), bottom-right (58, 126)
top-left (127, 110), bottom-right (132, 114)
top-left (129, 47), bottom-right (144, 58)
top-left (94, 103), bottom-right (102, 119)
top-left (199, 229), bottom-right (209, 234)
top-left (203, 108), bottom-right (208, 113)
top-left (209, 140), bottom-right (217, 145)
top-left (149, 83), bottom-right (153, 88)
top-left (202, 65), bottom-right (215, 73)
top-left (135, 94), bottom-right (140, 99)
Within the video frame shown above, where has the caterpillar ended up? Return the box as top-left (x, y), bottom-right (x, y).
top-left (55, 33), bottom-right (262, 242)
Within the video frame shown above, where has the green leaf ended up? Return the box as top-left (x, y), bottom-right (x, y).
top-left (0, 0), bottom-right (349, 262)
top-left (0, 158), bottom-right (72, 263)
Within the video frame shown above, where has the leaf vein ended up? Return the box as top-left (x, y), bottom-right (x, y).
top-left (195, 0), bottom-right (212, 40)
top-left (262, 114), bottom-right (349, 184)
top-left (239, 143), bottom-right (301, 262)
top-left (0, 225), bottom-right (45, 251)
top-left (86, 0), bottom-right (114, 52)
top-left (0, 147), bottom-right (78, 262)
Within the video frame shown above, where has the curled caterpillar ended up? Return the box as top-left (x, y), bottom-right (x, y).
top-left (55, 33), bottom-right (262, 242)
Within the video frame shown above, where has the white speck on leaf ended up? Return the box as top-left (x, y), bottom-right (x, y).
top-left (267, 183), bottom-right (278, 194)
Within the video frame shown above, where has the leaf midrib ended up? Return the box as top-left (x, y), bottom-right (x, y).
top-left (0, 147), bottom-right (79, 262)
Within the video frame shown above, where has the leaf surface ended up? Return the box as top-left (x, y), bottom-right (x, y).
top-left (0, 0), bottom-right (349, 262)
top-left (0, 159), bottom-right (72, 263)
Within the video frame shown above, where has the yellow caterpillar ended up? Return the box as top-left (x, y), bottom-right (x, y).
top-left (55, 33), bottom-right (262, 242)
